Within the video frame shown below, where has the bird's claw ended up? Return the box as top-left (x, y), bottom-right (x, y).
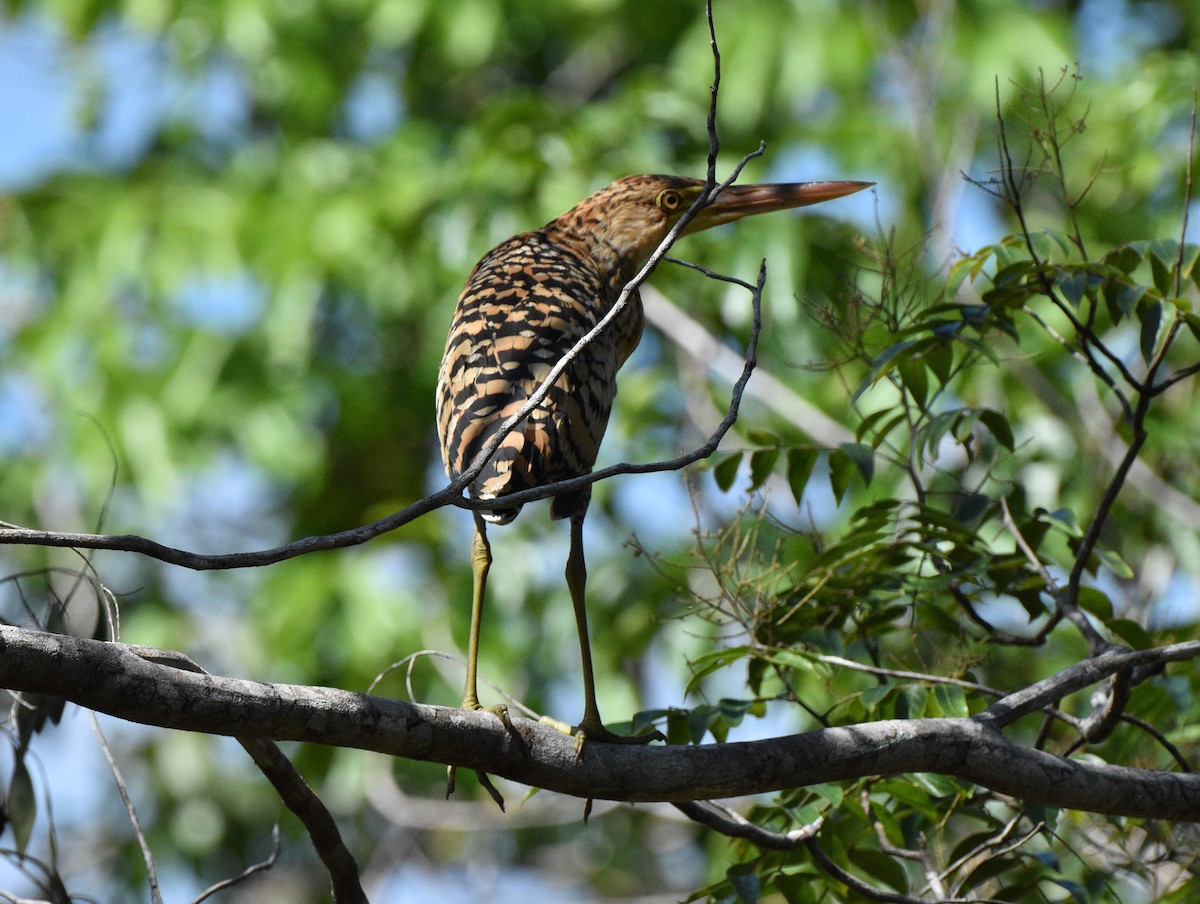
top-left (446, 703), bottom-right (513, 810)
top-left (539, 715), bottom-right (664, 759)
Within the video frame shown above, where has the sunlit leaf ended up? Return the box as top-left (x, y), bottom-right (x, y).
top-left (932, 683), bottom-right (969, 718)
top-left (1097, 546), bottom-right (1134, 580)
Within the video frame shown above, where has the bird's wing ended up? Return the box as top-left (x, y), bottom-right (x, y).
top-left (437, 233), bottom-right (619, 514)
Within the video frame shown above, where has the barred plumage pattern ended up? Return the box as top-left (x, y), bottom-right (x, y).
top-left (436, 178), bottom-right (670, 524)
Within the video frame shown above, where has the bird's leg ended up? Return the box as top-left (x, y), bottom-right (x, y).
top-left (447, 514), bottom-right (510, 809)
top-left (462, 517), bottom-right (491, 711)
top-left (547, 511), bottom-right (663, 751)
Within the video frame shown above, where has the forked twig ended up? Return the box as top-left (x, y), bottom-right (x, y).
top-left (0, 0), bottom-right (768, 583)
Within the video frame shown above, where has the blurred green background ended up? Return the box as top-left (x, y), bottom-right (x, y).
top-left (1, 0), bottom-right (1198, 901)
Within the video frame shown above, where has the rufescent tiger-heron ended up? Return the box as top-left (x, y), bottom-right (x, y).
top-left (436, 174), bottom-right (870, 763)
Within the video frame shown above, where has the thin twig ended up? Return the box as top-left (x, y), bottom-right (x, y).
top-left (998, 496), bottom-right (1058, 594)
top-left (1118, 712), bottom-right (1193, 772)
top-left (673, 799), bottom-right (821, 850)
top-left (976, 641), bottom-right (1200, 729)
top-left (814, 653), bottom-right (999, 698)
top-left (804, 836), bottom-right (928, 904)
top-left (91, 713), bottom-right (163, 904)
top-left (0, 257), bottom-right (767, 572)
top-left (192, 825), bottom-right (281, 904)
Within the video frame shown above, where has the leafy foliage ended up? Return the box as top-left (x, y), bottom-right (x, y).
top-left (2, 1), bottom-right (1200, 902)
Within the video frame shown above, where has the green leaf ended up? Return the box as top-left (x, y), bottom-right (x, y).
top-left (686, 646), bottom-right (755, 695)
top-left (838, 442), bottom-right (875, 484)
top-left (688, 703), bottom-right (719, 743)
top-left (862, 683), bottom-right (894, 711)
top-left (946, 255), bottom-right (975, 296)
top-left (1108, 280), bottom-right (1148, 319)
top-left (1178, 242), bottom-right (1200, 281)
top-left (1139, 300), bottom-right (1162, 363)
top-left (713, 452), bottom-right (743, 492)
top-left (9, 757), bottom-right (36, 857)
top-left (1184, 311), bottom-right (1200, 342)
top-left (1107, 618), bottom-right (1151, 650)
top-left (774, 872), bottom-right (819, 904)
top-left (748, 447), bottom-right (780, 491)
top-left (765, 648), bottom-right (818, 675)
top-left (810, 782), bottom-right (845, 809)
top-left (847, 849), bottom-right (909, 894)
top-left (828, 450), bottom-right (856, 505)
top-left (785, 448), bottom-right (819, 507)
top-left (1076, 587), bottom-right (1114, 620)
top-left (1049, 878), bottom-right (1089, 903)
top-left (951, 491), bottom-right (990, 523)
top-left (932, 683), bottom-right (969, 718)
top-left (978, 408), bottom-right (1014, 449)
top-left (746, 430), bottom-right (781, 446)
top-left (895, 360), bottom-right (926, 410)
top-left (631, 708), bottom-right (670, 733)
top-left (1150, 238), bottom-right (1178, 293)
top-left (666, 709), bottom-right (692, 746)
top-left (1037, 228), bottom-right (1074, 257)
top-left (1044, 507), bottom-right (1082, 537)
top-left (925, 340), bottom-right (954, 384)
top-left (727, 864), bottom-right (761, 904)
top-left (1056, 268), bottom-right (1088, 306)
top-left (1103, 243), bottom-right (1143, 274)
top-left (903, 684), bottom-right (927, 718)
top-left (1097, 546), bottom-right (1135, 580)
top-left (717, 697), bottom-right (754, 728)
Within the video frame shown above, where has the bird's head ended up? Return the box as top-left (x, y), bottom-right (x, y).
top-left (552, 174), bottom-right (872, 276)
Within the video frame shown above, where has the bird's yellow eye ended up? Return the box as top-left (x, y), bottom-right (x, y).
top-left (656, 189), bottom-right (683, 211)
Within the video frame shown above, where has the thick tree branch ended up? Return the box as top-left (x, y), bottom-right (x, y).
top-left (4, 627), bottom-right (1199, 821)
top-left (117, 645), bottom-right (367, 903)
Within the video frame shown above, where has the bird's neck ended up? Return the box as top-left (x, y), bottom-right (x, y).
top-left (544, 220), bottom-right (647, 292)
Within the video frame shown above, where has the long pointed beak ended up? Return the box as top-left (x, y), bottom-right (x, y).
top-left (686, 180), bottom-right (873, 233)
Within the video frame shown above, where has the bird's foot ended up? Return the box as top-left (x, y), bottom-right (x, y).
top-left (446, 702), bottom-right (512, 811)
top-left (540, 714), bottom-right (665, 758)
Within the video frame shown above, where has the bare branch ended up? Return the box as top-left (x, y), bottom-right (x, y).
top-left (977, 642), bottom-right (1200, 729)
top-left (672, 800), bottom-right (821, 850)
top-left (803, 836), bottom-right (929, 904)
top-left (192, 825), bottom-right (280, 904)
top-left (130, 645), bottom-right (367, 903)
top-left (5, 628), bottom-right (1200, 820)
